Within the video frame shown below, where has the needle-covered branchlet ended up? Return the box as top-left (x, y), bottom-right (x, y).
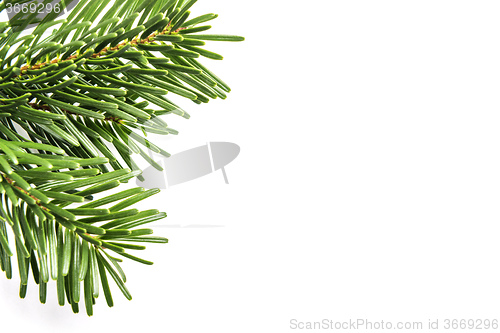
top-left (0, 0), bottom-right (243, 316)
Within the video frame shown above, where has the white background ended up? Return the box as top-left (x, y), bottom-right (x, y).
top-left (2, 0), bottom-right (500, 332)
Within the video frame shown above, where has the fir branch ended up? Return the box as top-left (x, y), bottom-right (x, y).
top-left (0, 0), bottom-right (243, 316)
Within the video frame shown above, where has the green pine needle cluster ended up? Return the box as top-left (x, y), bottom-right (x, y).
top-left (0, 0), bottom-right (243, 316)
